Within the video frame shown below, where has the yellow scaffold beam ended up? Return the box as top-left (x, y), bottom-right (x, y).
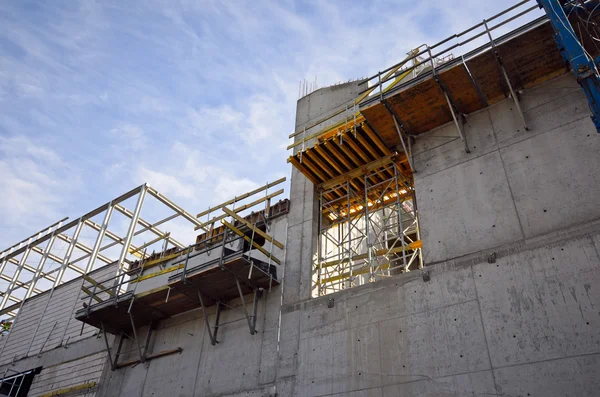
top-left (197, 177), bottom-right (286, 219)
top-left (195, 189), bottom-right (284, 231)
top-left (82, 275), bottom-right (115, 297)
top-left (222, 220), bottom-right (281, 265)
top-left (129, 263), bottom-right (185, 284)
top-left (318, 240), bottom-right (422, 269)
top-left (318, 263), bottom-right (391, 286)
top-left (222, 207), bottom-right (284, 249)
top-left (37, 381), bottom-right (97, 397)
top-left (80, 286), bottom-right (103, 303)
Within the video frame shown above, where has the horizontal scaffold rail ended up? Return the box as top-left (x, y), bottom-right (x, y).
top-left (288, 0), bottom-right (543, 153)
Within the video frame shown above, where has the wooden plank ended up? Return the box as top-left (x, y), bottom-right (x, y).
top-left (222, 207), bottom-right (284, 249)
top-left (301, 155), bottom-right (327, 183)
top-left (129, 263), bottom-right (185, 284)
top-left (319, 153), bottom-right (400, 190)
top-left (345, 135), bottom-right (372, 163)
top-left (82, 275), bottom-right (115, 297)
top-left (288, 156), bottom-right (320, 185)
top-left (438, 64), bottom-right (485, 114)
top-left (194, 189), bottom-right (284, 231)
top-left (321, 143), bottom-right (364, 192)
top-left (196, 177), bottom-right (286, 218)
top-left (344, 134), bottom-right (390, 183)
top-left (361, 122), bottom-right (390, 155)
top-left (221, 220), bottom-right (281, 265)
top-left (355, 130), bottom-right (381, 160)
top-left (318, 240), bottom-right (422, 268)
top-left (80, 286), bottom-right (103, 303)
top-left (314, 144), bottom-right (344, 174)
top-left (37, 381), bottom-right (97, 397)
top-left (337, 138), bottom-right (363, 167)
top-left (466, 51), bottom-right (506, 105)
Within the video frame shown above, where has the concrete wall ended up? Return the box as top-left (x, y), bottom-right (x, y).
top-left (414, 73), bottom-right (600, 264)
top-left (27, 351), bottom-right (106, 397)
top-left (1, 73), bottom-right (599, 397)
top-left (294, 80), bottom-right (366, 154)
top-left (0, 263), bottom-right (117, 366)
top-left (275, 72), bottom-right (600, 396)
top-left (95, 285), bottom-right (282, 397)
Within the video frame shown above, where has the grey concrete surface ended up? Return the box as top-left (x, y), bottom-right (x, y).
top-left (3, 73), bottom-right (600, 397)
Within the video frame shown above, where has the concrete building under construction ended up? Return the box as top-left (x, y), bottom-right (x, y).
top-left (1, 1), bottom-right (600, 396)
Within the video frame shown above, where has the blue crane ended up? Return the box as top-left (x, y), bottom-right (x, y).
top-left (538, 0), bottom-right (600, 132)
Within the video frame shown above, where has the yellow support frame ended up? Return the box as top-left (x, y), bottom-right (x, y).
top-left (129, 263), bottom-right (185, 284)
top-left (222, 207), bottom-right (284, 249)
top-left (222, 220), bottom-right (281, 265)
top-left (82, 275), bottom-right (115, 297)
top-left (318, 240), bottom-right (422, 269)
top-left (195, 189), bottom-right (284, 231)
top-left (37, 381), bottom-right (97, 397)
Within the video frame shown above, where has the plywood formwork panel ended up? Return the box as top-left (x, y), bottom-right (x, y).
top-left (465, 50), bottom-right (507, 106)
top-left (495, 22), bottom-right (566, 90)
top-left (438, 64), bottom-right (485, 114)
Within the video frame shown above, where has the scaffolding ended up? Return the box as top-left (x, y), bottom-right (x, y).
top-left (73, 179), bottom-right (287, 365)
top-left (285, 0), bottom-right (598, 295)
top-left (315, 159), bottom-right (421, 296)
top-left (0, 184), bottom-right (202, 320)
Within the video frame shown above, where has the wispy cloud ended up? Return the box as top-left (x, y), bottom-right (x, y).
top-left (0, 0), bottom-right (539, 247)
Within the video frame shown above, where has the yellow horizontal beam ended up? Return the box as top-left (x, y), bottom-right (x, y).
top-left (222, 220), bottom-right (281, 265)
top-left (318, 240), bottom-right (422, 269)
top-left (82, 275), bottom-right (115, 297)
top-left (318, 153), bottom-right (401, 190)
top-left (318, 263), bottom-right (391, 286)
top-left (37, 382), bottom-right (97, 397)
top-left (80, 286), bottom-right (103, 303)
top-left (197, 177), bottom-right (286, 219)
top-left (130, 263), bottom-right (185, 284)
top-left (131, 250), bottom-right (187, 274)
top-left (195, 189), bottom-right (284, 231)
top-left (222, 207), bottom-right (284, 249)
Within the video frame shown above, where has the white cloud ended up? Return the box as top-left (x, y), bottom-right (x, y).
top-left (0, 0), bottom-right (539, 251)
top-left (0, 135), bottom-right (79, 244)
top-left (110, 124), bottom-right (146, 151)
top-left (138, 166), bottom-right (194, 199)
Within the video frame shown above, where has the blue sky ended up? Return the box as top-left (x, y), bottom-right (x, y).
top-left (0, 0), bottom-right (543, 248)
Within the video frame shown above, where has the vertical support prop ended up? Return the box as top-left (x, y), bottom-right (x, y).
top-left (484, 20), bottom-right (528, 131)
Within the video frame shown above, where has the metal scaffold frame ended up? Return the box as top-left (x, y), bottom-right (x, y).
top-left (73, 178), bottom-right (287, 354)
top-left (0, 184), bottom-right (204, 321)
top-left (315, 162), bottom-right (422, 296)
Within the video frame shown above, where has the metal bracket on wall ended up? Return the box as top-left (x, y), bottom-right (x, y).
top-left (538, 0), bottom-right (600, 133)
top-left (382, 99), bottom-right (416, 172)
top-left (484, 20), bottom-right (529, 131)
top-left (195, 280), bottom-right (262, 346)
top-left (428, 46), bottom-right (471, 154)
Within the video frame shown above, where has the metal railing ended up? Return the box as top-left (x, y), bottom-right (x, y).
top-left (289, 0), bottom-right (543, 151)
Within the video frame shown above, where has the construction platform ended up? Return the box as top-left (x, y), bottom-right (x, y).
top-left (74, 198), bottom-right (288, 337)
top-left (75, 250), bottom-right (276, 335)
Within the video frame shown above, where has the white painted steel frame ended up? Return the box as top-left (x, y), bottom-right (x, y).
top-left (315, 163), bottom-right (421, 296)
top-left (0, 184), bottom-right (201, 318)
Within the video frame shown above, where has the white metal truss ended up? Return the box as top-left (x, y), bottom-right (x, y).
top-left (315, 163), bottom-right (422, 296)
top-left (0, 184), bottom-right (201, 319)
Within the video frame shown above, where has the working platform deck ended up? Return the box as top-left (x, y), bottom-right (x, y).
top-left (75, 251), bottom-right (277, 335)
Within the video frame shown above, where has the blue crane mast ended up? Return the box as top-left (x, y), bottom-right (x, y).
top-left (538, 0), bottom-right (600, 132)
